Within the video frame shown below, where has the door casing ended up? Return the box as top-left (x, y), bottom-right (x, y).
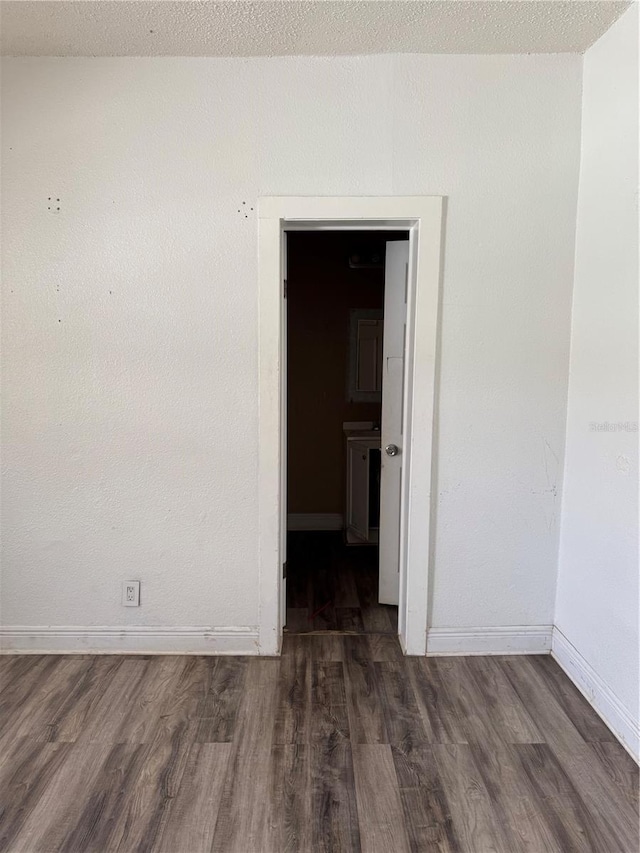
top-left (258, 197), bottom-right (444, 656)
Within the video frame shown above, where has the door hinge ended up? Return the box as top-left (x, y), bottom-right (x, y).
top-left (284, 279), bottom-right (288, 298)
top-left (282, 560), bottom-right (287, 579)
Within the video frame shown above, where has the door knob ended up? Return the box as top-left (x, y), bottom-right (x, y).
top-left (385, 444), bottom-right (400, 457)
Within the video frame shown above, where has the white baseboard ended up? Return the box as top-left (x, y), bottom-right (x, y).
top-left (0, 625), bottom-right (260, 655)
top-left (426, 625), bottom-right (553, 656)
top-left (287, 513), bottom-right (343, 531)
top-left (552, 627), bottom-right (639, 763)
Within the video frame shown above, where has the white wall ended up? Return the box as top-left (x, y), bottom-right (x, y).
top-left (555, 5), bottom-right (639, 754)
top-left (0, 54), bottom-right (581, 647)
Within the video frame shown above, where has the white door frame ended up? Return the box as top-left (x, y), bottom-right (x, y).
top-left (257, 197), bottom-right (444, 656)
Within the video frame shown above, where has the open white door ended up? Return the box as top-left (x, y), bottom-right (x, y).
top-left (379, 240), bottom-right (409, 605)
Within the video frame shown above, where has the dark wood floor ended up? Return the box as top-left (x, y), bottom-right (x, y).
top-left (1, 636), bottom-right (637, 852)
top-left (286, 531), bottom-right (398, 634)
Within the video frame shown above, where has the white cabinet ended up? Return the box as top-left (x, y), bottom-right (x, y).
top-left (347, 310), bottom-right (383, 403)
top-left (346, 437), bottom-right (381, 545)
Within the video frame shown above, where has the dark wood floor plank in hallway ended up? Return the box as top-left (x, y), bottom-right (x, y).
top-left (274, 640), bottom-right (312, 745)
top-left (516, 742), bottom-right (621, 853)
top-left (352, 743), bottom-right (410, 853)
top-left (156, 742), bottom-right (231, 853)
top-left (111, 655), bottom-right (185, 745)
top-left (310, 741), bottom-right (361, 853)
top-left (343, 636), bottom-right (388, 744)
top-left (0, 740), bottom-right (73, 852)
top-left (0, 656), bottom-right (59, 722)
top-left (210, 659), bottom-right (279, 853)
top-left (375, 661), bottom-right (428, 749)
top-left (391, 745), bottom-right (460, 852)
top-left (468, 742), bottom-right (564, 853)
top-left (433, 742), bottom-right (514, 853)
top-left (590, 740), bottom-right (640, 809)
top-left (268, 744), bottom-right (312, 853)
top-left (405, 657), bottom-right (469, 744)
top-left (152, 655), bottom-right (209, 742)
top-left (310, 661), bottom-right (350, 743)
top-left (7, 742), bottom-right (113, 853)
top-left (500, 655), bottom-right (639, 851)
top-left (0, 657), bottom-right (85, 750)
top-left (74, 658), bottom-right (150, 744)
top-left (430, 658), bottom-right (507, 747)
top-left (527, 653), bottom-right (617, 744)
top-left (43, 656), bottom-right (127, 744)
top-left (462, 656), bottom-right (544, 744)
top-left (367, 632), bottom-right (404, 662)
top-left (0, 642), bottom-right (637, 853)
top-left (285, 531), bottom-right (398, 635)
top-left (194, 656), bottom-right (248, 744)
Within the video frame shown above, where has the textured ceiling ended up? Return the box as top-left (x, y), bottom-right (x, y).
top-left (0, 0), bottom-right (631, 57)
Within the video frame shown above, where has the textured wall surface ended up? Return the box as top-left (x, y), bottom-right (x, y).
top-left (0, 1), bottom-right (630, 58)
top-left (556, 6), bottom-right (639, 722)
top-left (1, 54), bottom-right (581, 632)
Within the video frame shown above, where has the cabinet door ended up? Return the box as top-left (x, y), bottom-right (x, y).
top-left (348, 310), bottom-right (383, 402)
top-left (356, 318), bottom-right (383, 393)
top-left (347, 441), bottom-right (370, 541)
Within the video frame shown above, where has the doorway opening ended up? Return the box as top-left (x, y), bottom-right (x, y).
top-left (257, 196), bottom-right (443, 656)
top-left (285, 231), bottom-right (408, 634)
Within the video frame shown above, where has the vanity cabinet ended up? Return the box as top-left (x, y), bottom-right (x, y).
top-left (345, 436), bottom-right (381, 545)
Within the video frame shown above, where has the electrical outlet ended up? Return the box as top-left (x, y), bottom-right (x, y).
top-left (122, 581), bottom-right (140, 607)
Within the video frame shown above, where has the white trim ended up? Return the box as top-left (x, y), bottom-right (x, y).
top-left (552, 627), bottom-right (640, 763)
top-left (259, 196), bottom-right (443, 221)
top-left (287, 513), bottom-right (343, 531)
top-left (0, 626), bottom-right (260, 655)
top-left (258, 212), bottom-right (284, 656)
top-left (426, 625), bottom-right (553, 656)
top-left (258, 196), bottom-right (444, 656)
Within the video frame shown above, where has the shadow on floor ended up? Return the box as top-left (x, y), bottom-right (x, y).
top-left (286, 531), bottom-right (398, 634)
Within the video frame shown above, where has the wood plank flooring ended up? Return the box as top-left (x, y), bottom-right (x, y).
top-left (1, 638), bottom-right (637, 852)
top-left (286, 532), bottom-right (398, 634)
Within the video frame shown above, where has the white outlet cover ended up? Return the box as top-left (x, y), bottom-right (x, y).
top-left (122, 581), bottom-right (140, 607)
